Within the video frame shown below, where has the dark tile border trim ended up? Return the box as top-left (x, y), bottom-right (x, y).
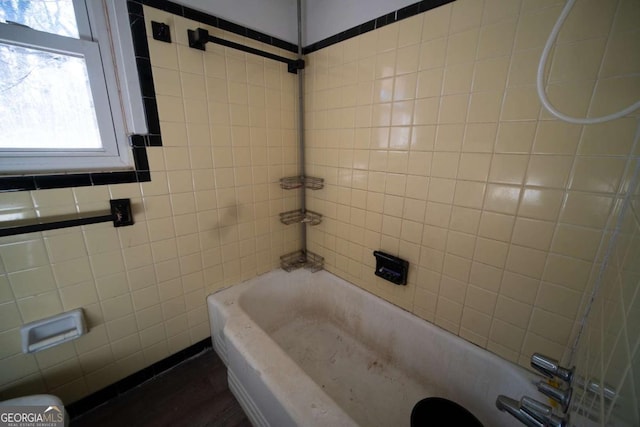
top-left (66, 338), bottom-right (212, 419)
top-left (137, 0), bottom-right (299, 53)
top-left (303, 0), bottom-right (456, 54)
top-left (0, 3), bottom-right (159, 193)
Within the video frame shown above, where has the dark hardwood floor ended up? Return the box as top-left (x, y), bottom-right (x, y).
top-left (71, 349), bottom-right (250, 427)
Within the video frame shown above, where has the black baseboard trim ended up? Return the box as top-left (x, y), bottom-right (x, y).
top-left (66, 338), bottom-right (213, 419)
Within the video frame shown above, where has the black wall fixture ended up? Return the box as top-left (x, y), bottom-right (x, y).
top-left (188, 27), bottom-right (305, 74)
top-left (373, 251), bottom-right (409, 286)
top-left (151, 21), bottom-right (171, 43)
top-left (0, 199), bottom-right (134, 237)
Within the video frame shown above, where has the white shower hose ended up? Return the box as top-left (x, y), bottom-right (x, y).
top-left (537, 0), bottom-right (640, 124)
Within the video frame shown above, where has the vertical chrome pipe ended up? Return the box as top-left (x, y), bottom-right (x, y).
top-left (297, 0), bottom-right (307, 252)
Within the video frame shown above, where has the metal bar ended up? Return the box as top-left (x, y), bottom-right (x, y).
top-left (0, 198), bottom-right (133, 237)
top-left (208, 35), bottom-right (293, 66)
top-left (189, 28), bottom-right (303, 73)
top-left (0, 213), bottom-right (113, 237)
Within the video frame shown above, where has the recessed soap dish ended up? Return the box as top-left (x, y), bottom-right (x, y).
top-left (373, 251), bottom-right (409, 285)
top-left (21, 308), bottom-right (87, 353)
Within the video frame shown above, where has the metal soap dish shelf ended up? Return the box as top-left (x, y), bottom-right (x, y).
top-left (279, 209), bottom-right (322, 226)
top-left (280, 176), bottom-right (324, 190)
top-left (280, 250), bottom-right (324, 272)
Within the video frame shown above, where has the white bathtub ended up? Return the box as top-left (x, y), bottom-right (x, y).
top-left (207, 269), bottom-right (541, 426)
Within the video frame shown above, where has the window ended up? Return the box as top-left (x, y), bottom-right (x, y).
top-left (0, 0), bottom-right (144, 174)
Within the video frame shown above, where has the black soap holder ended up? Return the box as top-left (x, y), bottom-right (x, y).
top-left (110, 199), bottom-right (134, 227)
top-left (373, 251), bottom-right (408, 285)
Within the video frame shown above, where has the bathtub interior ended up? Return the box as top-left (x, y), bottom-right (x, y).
top-left (267, 312), bottom-right (437, 426)
top-left (211, 269), bottom-right (541, 427)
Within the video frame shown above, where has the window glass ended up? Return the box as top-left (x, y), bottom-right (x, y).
top-left (0, 1), bottom-right (79, 38)
top-left (0, 43), bottom-right (101, 150)
top-left (0, 0), bottom-right (142, 175)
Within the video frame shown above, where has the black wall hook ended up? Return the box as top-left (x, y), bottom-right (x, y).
top-left (151, 21), bottom-right (171, 43)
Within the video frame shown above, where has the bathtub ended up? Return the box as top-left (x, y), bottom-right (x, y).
top-left (207, 269), bottom-right (541, 426)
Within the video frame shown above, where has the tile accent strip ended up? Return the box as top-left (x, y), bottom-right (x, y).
top-left (303, 0), bottom-right (456, 54)
top-left (66, 338), bottom-right (213, 419)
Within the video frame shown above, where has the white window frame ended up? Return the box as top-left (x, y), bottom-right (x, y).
top-left (0, 0), bottom-right (146, 174)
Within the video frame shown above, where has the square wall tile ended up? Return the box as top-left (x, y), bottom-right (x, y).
top-left (473, 238), bottom-right (508, 268)
top-left (560, 192), bottom-right (614, 228)
top-left (449, 206), bottom-right (480, 234)
top-left (490, 318), bottom-right (525, 352)
top-left (17, 291), bottom-right (63, 323)
top-left (489, 154), bottom-right (528, 185)
top-left (529, 308), bottom-right (573, 345)
top-left (518, 188), bottom-right (563, 221)
top-left (461, 307), bottom-right (492, 337)
top-left (0, 241), bottom-right (49, 273)
top-left (496, 121), bottom-right (536, 154)
top-left (533, 121), bottom-right (582, 155)
top-left (477, 19), bottom-right (517, 59)
top-left (484, 184), bottom-right (521, 215)
top-left (464, 285), bottom-right (497, 315)
top-left (478, 212), bottom-right (515, 242)
top-left (536, 282), bottom-right (582, 319)
top-left (0, 302), bottom-right (23, 331)
top-left (494, 296), bottom-right (532, 330)
top-left (500, 270), bottom-right (540, 305)
top-left (506, 245), bottom-right (547, 279)
top-left (463, 123), bottom-right (497, 153)
top-left (473, 57), bottom-right (509, 92)
top-left (570, 156), bottom-right (626, 194)
top-left (8, 267), bottom-right (56, 299)
top-left (551, 224), bottom-right (602, 261)
top-left (525, 155), bottom-right (572, 188)
top-left (501, 86), bottom-right (540, 121)
top-left (453, 181), bottom-right (486, 209)
top-left (511, 218), bottom-right (555, 251)
top-left (457, 153), bottom-right (491, 182)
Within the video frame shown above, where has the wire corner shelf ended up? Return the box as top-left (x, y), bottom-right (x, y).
top-left (280, 250), bottom-right (324, 272)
